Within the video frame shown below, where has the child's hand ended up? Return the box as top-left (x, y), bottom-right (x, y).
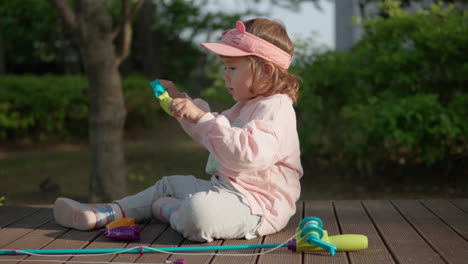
top-left (159, 80), bottom-right (185, 99)
top-left (170, 98), bottom-right (206, 123)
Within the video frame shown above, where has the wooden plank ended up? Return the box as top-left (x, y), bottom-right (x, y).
top-left (363, 200), bottom-right (445, 264)
top-left (392, 200), bottom-right (468, 264)
top-left (110, 220), bottom-right (168, 263)
top-left (303, 200), bottom-right (348, 264)
top-left (0, 206), bottom-right (41, 228)
top-left (334, 200), bottom-right (395, 264)
top-left (257, 201), bottom-right (304, 264)
top-left (164, 236), bottom-right (223, 264)
top-left (1, 200), bottom-right (466, 264)
top-left (24, 220), bottom-right (156, 264)
top-left (65, 228), bottom-right (130, 263)
top-left (21, 228), bottom-right (99, 264)
top-left (0, 209), bottom-right (68, 264)
top-left (135, 223), bottom-right (185, 263)
top-left (422, 200), bottom-right (468, 241)
top-left (210, 236), bottom-right (264, 264)
top-left (0, 208), bottom-right (53, 248)
top-left (450, 199), bottom-right (468, 214)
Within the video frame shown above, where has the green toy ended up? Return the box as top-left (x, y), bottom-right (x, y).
top-left (150, 79), bottom-right (180, 119)
top-left (294, 217), bottom-right (368, 255)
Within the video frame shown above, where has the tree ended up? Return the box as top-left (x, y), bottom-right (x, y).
top-left (48, 0), bottom-right (143, 202)
top-left (295, 1), bottom-right (467, 180)
top-left (0, 0), bottom-right (69, 74)
top-left (0, 25), bottom-right (4, 75)
top-left (135, 0), bottom-right (157, 79)
top-left (355, 0), bottom-right (468, 18)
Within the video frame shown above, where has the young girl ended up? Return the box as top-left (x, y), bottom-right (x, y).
top-left (54, 18), bottom-right (303, 242)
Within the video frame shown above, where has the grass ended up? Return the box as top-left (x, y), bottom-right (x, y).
top-left (0, 117), bottom-right (466, 205)
top-left (0, 117), bottom-right (209, 205)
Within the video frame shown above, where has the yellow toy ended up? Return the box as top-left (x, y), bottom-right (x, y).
top-left (150, 79), bottom-right (181, 119)
top-left (105, 217), bottom-right (136, 228)
top-left (293, 216), bottom-right (368, 255)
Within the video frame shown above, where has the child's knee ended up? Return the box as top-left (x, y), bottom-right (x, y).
top-left (187, 192), bottom-right (218, 225)
top-left (170, 193), bottom-right (218, 242)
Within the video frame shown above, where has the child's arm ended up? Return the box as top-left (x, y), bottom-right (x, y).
top-left (186, 99), bottom-right (297, 172)
top-left (201, 117), bottom-right (281, 172)
top-left (170, 98), bottom-right (206, 123)
top-left (150, 79), bottom-right (189, 119)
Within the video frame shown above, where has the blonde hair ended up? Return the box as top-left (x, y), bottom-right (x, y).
top-left (243, 18), bottom-right (301, 105)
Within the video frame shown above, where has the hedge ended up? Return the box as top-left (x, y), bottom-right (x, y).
top-left (0, 74), bottom-right (162, 141)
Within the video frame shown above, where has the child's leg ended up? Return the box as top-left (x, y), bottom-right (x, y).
top-left (151, 197), bottom-right (182, 223)
top-left (169, 185), bottom-right (261, 242)
top-left (54, 175), bottom-right (210, 230)
top-left (53, 197), bottom-right (124, 230)
top-left (115, 175), bottom-right (211, 222)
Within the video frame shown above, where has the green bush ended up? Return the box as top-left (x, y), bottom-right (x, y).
top-left (0, 75), bottom-right (88, 141)
top-left (341, 93), bottom-right (467, 166)
top-left (295, 1), bottom-right (467, 172)
top-left (122, 75), bottom-right (162, 129)
top-left (0, 75), bottom-right (163, 142)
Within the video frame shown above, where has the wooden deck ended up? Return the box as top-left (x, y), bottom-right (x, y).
top-left (0, 200), bottom-right (467, 264)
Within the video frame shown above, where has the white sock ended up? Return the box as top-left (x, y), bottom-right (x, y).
top-left (54, 197), bottom-right (124, 230)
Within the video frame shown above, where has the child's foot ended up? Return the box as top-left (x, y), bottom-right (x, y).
top-left (152, 197), bottom-right (182, 223)
top-left (54, 197), bottom-right (124, 230)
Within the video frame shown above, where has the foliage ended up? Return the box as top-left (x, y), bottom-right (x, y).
top-left (0, 0), bottom-right (250, 82)
top-left (0, 0), bottom-right (70, 73)
top-left (122, 75), bottom-right (164, 129)
top-left (0, 75), bottom-right (88, 141)
top-left (0, 196), bottom-right (5, 206)
top-left (341, 93), bottom-right (467, 166)
top-left (295, 1), bottom-right (467, 172)
top-left (0, 75), bottom-right (164, 142)
top-left (125, 0), bottom-right (253, 94)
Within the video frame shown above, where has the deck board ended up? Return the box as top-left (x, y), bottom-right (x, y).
top-left (0, 208), bottom-right (54, 248)
top-left (392, 200), bottom-right (468, 264)
top-left (363, 200), bottom-right (445, 264)
top-left (422, 199), bottom-right (468, 240)
top-left (334, 200), bottom-right (395, 264)
top-left (111, 220), bottom-right (167, 263)
top-left (450, 199), bottom-right (468, 214)
top-left (0, 200), bottom-right (466, 264)
top-left (135, 224), bottom-right (183, 263)
top-left (0, 206), bottom-right (40, 228)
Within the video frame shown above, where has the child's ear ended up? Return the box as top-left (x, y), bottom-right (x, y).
top-left (262, 62), bottom-right (274, 80)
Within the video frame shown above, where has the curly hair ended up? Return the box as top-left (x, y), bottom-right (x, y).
top-left (243, 18), bottom-right (301, 105)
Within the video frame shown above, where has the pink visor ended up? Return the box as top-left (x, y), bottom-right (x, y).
top-left (201, 21), bottom-right (292, 69)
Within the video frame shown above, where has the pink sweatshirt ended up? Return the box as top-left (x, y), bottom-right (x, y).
top-left (179, 94), bottom-right (303, 236)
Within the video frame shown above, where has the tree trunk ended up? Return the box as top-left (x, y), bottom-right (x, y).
top-left (76, 1), bottom-right (127, 202)
top-left (0, 25), bottom-right (5, 74)
top-left (136, 0), bottom-right (157, 79)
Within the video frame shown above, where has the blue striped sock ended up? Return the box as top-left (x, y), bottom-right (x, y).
top-left (90, 204), bottom-right (122, 228)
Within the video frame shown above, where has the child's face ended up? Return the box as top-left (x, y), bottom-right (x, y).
top-left (221, 56), bottom-right (254, 102)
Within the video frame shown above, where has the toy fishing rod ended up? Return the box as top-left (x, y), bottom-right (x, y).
top-left (0, 217), bottom-right (367, 262)
top-left (150, 79), bottom-right (180, 119)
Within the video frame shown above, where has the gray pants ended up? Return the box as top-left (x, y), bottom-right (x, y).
top-left (116, 175), bottom-right (261, 242)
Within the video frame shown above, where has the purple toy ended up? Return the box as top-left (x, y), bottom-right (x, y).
top-left (100, 224), bottom-right (141, 241)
